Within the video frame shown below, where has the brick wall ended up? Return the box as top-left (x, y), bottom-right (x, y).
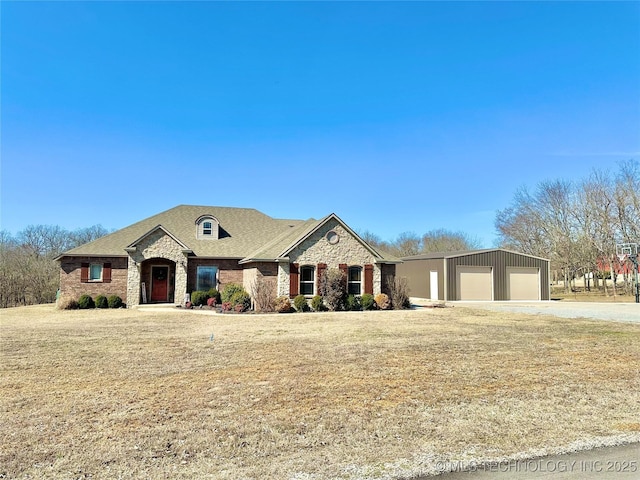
top-left (187, 258), bottom-right (243, 293)
top-left (59, 257), bottom-right (128, 303)
top-left (241, 262), bottom-right (278, 299)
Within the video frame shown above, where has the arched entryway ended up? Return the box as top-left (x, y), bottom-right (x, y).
top-left (141, 258), bottom-right (176, 303)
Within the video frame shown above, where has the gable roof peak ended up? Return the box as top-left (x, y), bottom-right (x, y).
top-left (277, 212), bottom-right (395, 262)
top-left (125, 224), bottom-right (191, 252)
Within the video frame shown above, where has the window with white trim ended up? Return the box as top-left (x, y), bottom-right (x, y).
top-left (300, 266), bottom-right (315, 295)
top-left (89, 263), bottom-right (103, 282)
top-left (348, 266), bottom-right (362, 295)
top-left (196, 216), bottom-right (219, 240)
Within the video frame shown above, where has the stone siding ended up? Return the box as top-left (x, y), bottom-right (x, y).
top-left (277, 262), bottom-right (290, 297)
top-left (289, 219), bottom-right (376, 267)
top-left (373, 264), bottom-right (383, 295)
top-left (126, 229), bottom-right (189, 307)
top-left (59, 257), bottom-right (128, 303)
top-left (286, 219), bottom-right (385, 295)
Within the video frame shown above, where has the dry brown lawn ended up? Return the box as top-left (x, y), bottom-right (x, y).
top-left (1, 305), bottom-right (639, 479)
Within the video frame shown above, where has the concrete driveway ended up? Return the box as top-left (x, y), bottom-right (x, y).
top-left (453, 301), bottom-right (640, 323)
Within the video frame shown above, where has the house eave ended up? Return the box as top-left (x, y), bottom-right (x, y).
top-left (192, 256), bottom-right (244, 260)
top-left (238, 257), bottom-right (278, 265)
top-left (55, 253), bottom-right (129, 262)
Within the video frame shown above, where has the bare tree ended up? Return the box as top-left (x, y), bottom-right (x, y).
top-left (359, 228), bottom-right (482, 258)
top-left (577, 170), bottom-right (618, 295)
top-left (386, 275), bottom-right (411, 309)
top-left (496, 187), bottom-right (553, 257)
top-left (421, 228), bottom-right (482, 253)
top-left (496, 181), bottom-right (579, 292)
top-left (1, 224), bottom-right (110, 308)
top-left (250, 276), bottom-right (276, 312)
top-left (496, 160), bottom-right (640, 295)
top-left (614, 159), bottom-right (640, 243)
top-left (70, 225), bottom-right (111, 247)
top-left (18, 225), bottom-right (70, 258)
top-left (391, 231), bottom-right (422, 257)
top-left (357, 230), bottom-right (392, 254)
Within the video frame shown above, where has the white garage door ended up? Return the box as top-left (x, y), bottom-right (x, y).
top-left (457, 266), bottom-right (493, 300)
top-left (507, 267), bottom-right (540, 300)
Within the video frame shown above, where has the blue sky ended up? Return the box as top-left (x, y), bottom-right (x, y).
top-left (2, 1), bottom-right (639, 247)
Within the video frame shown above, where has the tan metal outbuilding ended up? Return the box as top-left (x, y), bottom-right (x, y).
top-left (398, 249), bottom-right (550, 301)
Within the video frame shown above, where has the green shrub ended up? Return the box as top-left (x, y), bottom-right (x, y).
top-left (293, 294), bottom-right (309, 312)
top-left (311, 295), bottom-right (326, 312)
top-left (274, 296), bottom-right (294, 313)
top-left (221, 283), bottom-right (246, 304)
top-left (346, 294), bottom-right (362, 311)
top-left (78, 294), bottom-right (95, 309)
top-left (230, 290), bottom-right (251, 312)
top-left (95, 295), bottom-right (108, 309)
top-left (191, 290), bottom-right (209, 306)
top-left (107, 295), bottom-right (123, 309)
top-left (361, 293), bottom-right (375, 311)
top-left (207, 288), bottom-right (221, 304)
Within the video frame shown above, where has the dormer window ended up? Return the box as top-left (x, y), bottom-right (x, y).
top-left (196, 215), bottom-right (219, 240)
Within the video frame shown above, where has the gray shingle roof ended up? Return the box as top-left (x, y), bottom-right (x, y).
top-left (60, 205), bottom-right (306, 258)
top-left (239, 218), bottom-right (322, 263)
top-left (241, 213), bottom-right (402, 264)
top-left (59, 205), bottom-right (399, 263)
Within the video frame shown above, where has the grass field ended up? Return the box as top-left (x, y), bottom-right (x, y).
top-left (551, 290), bottom-right (636, 303)
top-left (2, 305), bottom-right (639, 479)
top-left (551, 283), bottom-right (638, 303)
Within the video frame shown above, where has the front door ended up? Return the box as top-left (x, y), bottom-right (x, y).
top-left (151, 266), bottom-right (169, 302)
